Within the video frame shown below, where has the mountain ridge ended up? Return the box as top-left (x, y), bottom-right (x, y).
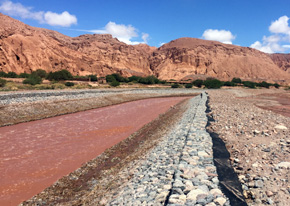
top-left (0, 13), bottom-right (290, 82)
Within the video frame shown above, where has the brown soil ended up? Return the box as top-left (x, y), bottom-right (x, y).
top-left (253, 92), bottom-right (290, 117)
top-left (20, 97), bottom-right (192, 206)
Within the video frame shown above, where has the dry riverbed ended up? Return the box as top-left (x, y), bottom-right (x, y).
top-left (207, 88), bottom-right (290, 206)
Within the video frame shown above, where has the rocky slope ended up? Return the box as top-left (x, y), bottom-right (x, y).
top-left (150, 38), bottom-right (290, 81)
top-left (0, 13), bottom-right (153, 77)
top-left (270, 53), bottom-right (290, 73)
top-left (1, 13), bottom-right (290, 82)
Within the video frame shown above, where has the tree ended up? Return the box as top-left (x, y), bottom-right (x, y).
top-left (88, 75), bottom-right (98, 82)
top-left (171, 83), bottom-right (180, 88)
top-left (6, 72), bottom-right (18, 78)
top-left (106, 75), bottom-right (116, 82)
top-left (110, 80), bottom-right (120, 87)
top-left (0, 71), bottom-right (7, 77)
top-left (19, 72), bottom-right (30, 78)
top-left (46, 69), bottom-right (73, 81)
top-left (23, 75), bottom-right (42, 85)
top-left (203, 79), bottom-right (223, 89)
top-left (257, 81), bottom-right (271, 88)
top-left (223, 81), bottom-right (236, 87)
top-left (232, 77), bottom-right (242, 84)
top-left (185, 83), bottom-right (193, 88)
top-left (32, 69), bottom-right (47, 78)
top-left (192, 79), bottom-right (204, 88)
top-left (65, 82), bottom-right (75, 87)
top-left (242, 81), bottom-right (256, 88)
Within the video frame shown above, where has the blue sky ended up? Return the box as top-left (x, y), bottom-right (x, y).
top-left (1, 0), bottom-right (290, 53)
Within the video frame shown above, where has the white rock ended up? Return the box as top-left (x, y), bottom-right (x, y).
top-left (156, 191), bottom-right (169, 202)
top-left (274, 125), bottom-right (288, 130)
top-left (187, 189), bottom-right (207, 201)
top-left (210, 188), bottom-right (223, 197)
top-left (214, 197), bottom-right (227, 205)
top-left (276, 162), bottom-right (290, 169)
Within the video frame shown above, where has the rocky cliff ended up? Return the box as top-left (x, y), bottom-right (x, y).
top-left (0, 13), bottom-right (153, 77)
top-left (1, 13), bottom-right (290, 82)
top-left (270, 53), bottom-right (290, 73)
top-left (150, 38), bottom-right (290, 81)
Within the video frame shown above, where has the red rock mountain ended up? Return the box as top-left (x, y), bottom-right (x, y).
top-left (0, 13), bottom-right (290, 82)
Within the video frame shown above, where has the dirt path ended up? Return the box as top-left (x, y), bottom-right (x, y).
top-left (0, 96), bottom-right (190, 206)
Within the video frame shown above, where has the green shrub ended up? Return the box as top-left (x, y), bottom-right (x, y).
top-left (232, 77), bottom-right (242, 84)
top-left (242, 81), bottom-right (256, 88)
top-left (273, 83), bottom-right (280, 88)
top-left (47, 69), bottom-right (73, 81)
top-left (256, 81), bottom-right (271, 88)
top-left (6, 72), bottom-right (18, 78)
top-left (23, 75), bottom-right (42, 85)
top-left (138, 76), bottom-right (160, 84)
top-left (185, 83), bottom-right (193, 88)
top-left (51, 83), bottom-right (66, 89)
top-left (128, 75), bottom-right (141, 82)
top-left (171, 83), bottom-right (180, 88)
top-left (106, 73), bottom-right (127, 82)
top-left (192, 79), bottom-right (204, 88)
top-left (32, 69), bottom-right (47, 78)
top-left (0, 78), bottom-right (7, 87)
top-left (19, 72), bottom-right (30, 78)
top-left (223, 81), bottom-right (236, 87)
top-left (0, 71), bottom-right (7, 77)
top-left (88, 75), bottom-right (98, 82)
top-left (106, 75), bottom-right (116, 82)
top-left (110, 80), bottom-right (120, 87)
top-left (203, 79), bottom-right (223, 89)
top-left (34, 84), bottom-right (53, 90)
top-left (65, 82), bottom-right (75, 87)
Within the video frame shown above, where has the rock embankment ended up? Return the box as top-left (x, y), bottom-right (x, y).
top-left (104, 93), bottom-right (229, 206)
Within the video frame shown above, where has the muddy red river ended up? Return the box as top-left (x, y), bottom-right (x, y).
top-left (0, 96), bottom-right (190, 206)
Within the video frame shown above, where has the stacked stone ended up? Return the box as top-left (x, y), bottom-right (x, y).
top-left (108, 93), bottom-right (230, 206)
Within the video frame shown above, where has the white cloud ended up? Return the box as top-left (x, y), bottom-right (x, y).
top-left (269, 16), bottom-right (290, 35)
top-left (0, 1), bottom-right (77, 27)
top-left (87, 22), bottom-right (149, 45)
top-left (44, 11), bottom-right (77, 27)
top-left (202, 29), bottom-right (236, 44)
top-left (142, 33), bottom-right (149, 44)
top-left (0, 0), bottom-right (44, 22)
top-left (251, 16), bottom-right (290, 53)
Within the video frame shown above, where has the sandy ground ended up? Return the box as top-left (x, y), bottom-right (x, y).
top-left (207, 88), bottom-right (290, 206)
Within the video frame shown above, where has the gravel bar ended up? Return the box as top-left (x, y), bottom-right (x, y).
top-left (0, 88), bottom-right (198, 106)
top-left (108, 93), bottom-right (230, 206)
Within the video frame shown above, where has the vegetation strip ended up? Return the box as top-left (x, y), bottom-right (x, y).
top-left (206, 96), bottom-right (247, 206)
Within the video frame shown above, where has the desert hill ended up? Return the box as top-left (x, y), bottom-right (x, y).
top-left (150, 38), bottom-right (290, 81)
top-left (0, 13), bottom-right (290, 82)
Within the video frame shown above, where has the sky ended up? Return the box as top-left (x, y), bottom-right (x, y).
top-left (0, 0), bottom-right (290, 53)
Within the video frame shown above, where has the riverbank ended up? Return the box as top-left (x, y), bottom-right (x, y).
top-left (207, 89), bottom-right (290, 205)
